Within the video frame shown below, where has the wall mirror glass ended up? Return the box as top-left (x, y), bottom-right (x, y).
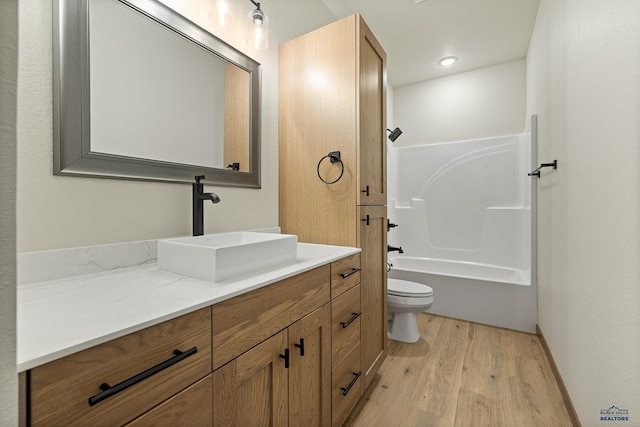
top-left (53, 0), bottom-right (261, 187)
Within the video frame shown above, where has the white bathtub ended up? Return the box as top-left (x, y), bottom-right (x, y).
top-left (390, 256), bottom-right (530, 286)
top-left (388, 256), bottom-right (537, 332)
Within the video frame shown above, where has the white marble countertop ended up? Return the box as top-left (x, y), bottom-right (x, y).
top-left (17, 242), bottom-right (359, 372)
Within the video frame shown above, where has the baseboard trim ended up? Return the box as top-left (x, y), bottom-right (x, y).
top-left (536, 324), bottom-right (581, 427)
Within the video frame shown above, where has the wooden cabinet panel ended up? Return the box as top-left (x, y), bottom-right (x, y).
top-left (212, 265), bottom-right (330, 369)
top-left (278, 16), bottom-right (357, 248)
top-left (330, 253), bottom-right (361, 298)
top-left (288, 304), bottom-right (332, 427)
top-left (30, 307), bottom-right (211, 427)
top-left (213, 330), bottom-right (289, 427)
top-left (125, 374), bottom-right (212, 426)
top-left (279, 13), bottom-right (387, 422)
top-left (331, 284), bottom-right (361, 367)
top-left (357, 18), bottom-right (387, 207)
top-left (357, 205), bottom-right (388, 389)
top-left (331, 343), bottom-right (362, 427)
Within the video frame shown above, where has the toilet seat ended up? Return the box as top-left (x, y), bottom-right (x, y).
top-left (388, 278), bottom-right (433, 298)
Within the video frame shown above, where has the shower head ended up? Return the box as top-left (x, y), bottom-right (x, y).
top-left (387, 127), bottom-right (402, 142)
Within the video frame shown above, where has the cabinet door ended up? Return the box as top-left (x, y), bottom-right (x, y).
top-left (357, 18), bottom-right (387, 206)
top-left (213, 330), bottom-right (288, 427)
top-left (357, 205), bottom-right (388, 389)
top-left (288, 304), bottom-right (332, 427)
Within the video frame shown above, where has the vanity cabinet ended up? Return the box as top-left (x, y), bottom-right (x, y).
top-left (24, 254), bottom-right (361, 427)
top-left (212, 265), bottom-right (332, 426)
top-left (279, 12), bottom-right (388, 400)
top-left (28, 307), bottom-right (212, 427)
top-left (213, 305), bottom-right (331, 426)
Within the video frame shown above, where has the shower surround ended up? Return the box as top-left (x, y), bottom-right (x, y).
top-left (387, 131), bottom-right (537, 331)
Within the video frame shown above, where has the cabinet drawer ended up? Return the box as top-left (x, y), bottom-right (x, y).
top-left (212, 265), bottom-right (330, 369)
top-left (330, 253), bottom-right (361, 298)
top-left (30, 307), bottom-right (212, 427)
top-left (331, 343), bottom-right (362, 427)
top-left (331, 284), bottom-right (361, 367)
top-left (126, 374), bottom-right (212, 426)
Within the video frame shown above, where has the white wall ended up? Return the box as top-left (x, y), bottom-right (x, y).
top-left (527, 0), bottom-right (640, 424)
top-left (0, 0), bottom-right (18, 424)
top-left (393, 60), bottom-right (526, 146)
top-left (16, 0), bottom-right (336, 252)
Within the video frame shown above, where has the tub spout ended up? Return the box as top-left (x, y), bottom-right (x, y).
top-left (387, 245), bottom-right (404, 254)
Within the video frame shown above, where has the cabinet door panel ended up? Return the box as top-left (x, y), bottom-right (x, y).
top-left (331, 284), bottom-right (361, 367)
top-left (288, 304), bottom-right (332, 427)
top-left (330, 253), bottom-right (361, 298)
top-left (357, 205), bottom-right (388, 389)
top-left (213, 331), bottom-right (288, 427)
top-left (331, 343), bottom-right (362, 427)
top-left (357, 18), bottom-right (386, 206)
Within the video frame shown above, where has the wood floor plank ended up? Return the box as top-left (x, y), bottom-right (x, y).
top-left (344, 314), bottom-right (574, 427)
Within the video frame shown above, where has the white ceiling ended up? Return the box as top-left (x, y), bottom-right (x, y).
top-left (321, 0), bottom-right (540, 88)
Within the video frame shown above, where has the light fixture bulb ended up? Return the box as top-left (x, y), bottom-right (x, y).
top-left (438, 56), bottom-right (458, 67)
top-left (247, 5), bottom-right (268, 50)
top-left (252, 8), bottom-right (264, 25)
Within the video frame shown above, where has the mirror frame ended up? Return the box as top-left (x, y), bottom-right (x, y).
top-left (53, 0), bottom-right (261, 188)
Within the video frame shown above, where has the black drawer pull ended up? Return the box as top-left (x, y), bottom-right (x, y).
top-left (279, 348), bottom-right (290, 368)
top-left (340, 267), bottom-right (362, 279)
top-left (340, 312), bottom-right (362, 329)
top-left (88, 347), bottom-right (198, 406)
top-left (341, 371), bottom-right (362, 396)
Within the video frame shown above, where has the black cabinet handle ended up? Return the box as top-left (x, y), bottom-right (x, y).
top-left (294, 338), bottom-right (305, 357)
top-left (361, 215), bottom-right (370, 226)
top-left (88, 347), bottom-right (198, 406)
top-left (340, 267), bottom-right (362, 279)
top-left (341, 371), bottom-right (362, 396)
top-left (340, 312), bottom-right (362, 329)
top-left (361, 185), bottom-right (369, 197)
top-left (279, 348), bottom-right (290, 368)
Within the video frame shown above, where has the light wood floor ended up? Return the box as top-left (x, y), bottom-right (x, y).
top-left (344, 314), bottom-right (574, 427)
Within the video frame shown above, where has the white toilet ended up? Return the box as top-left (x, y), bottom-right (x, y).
top-left (387, 278), bottom-right (434, 343)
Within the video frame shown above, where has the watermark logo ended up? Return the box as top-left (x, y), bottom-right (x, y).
top-left (600, 405), bottom-right (629, 422)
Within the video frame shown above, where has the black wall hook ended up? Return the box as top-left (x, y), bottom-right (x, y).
top-left (528, 160), bottom-right (557, 178)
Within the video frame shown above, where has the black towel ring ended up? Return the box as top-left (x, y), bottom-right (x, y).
top-left (317, 151), bottom-right (344, 185)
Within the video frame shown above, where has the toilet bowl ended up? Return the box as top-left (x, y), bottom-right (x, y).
top-left (387, 278), bottom-right (434, 343)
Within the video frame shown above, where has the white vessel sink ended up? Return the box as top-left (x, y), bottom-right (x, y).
top-left (157, 232), bottom-right (298, 282)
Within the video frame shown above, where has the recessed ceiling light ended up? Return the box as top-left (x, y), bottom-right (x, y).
top-left (438, 56), bottom-right (458, 67)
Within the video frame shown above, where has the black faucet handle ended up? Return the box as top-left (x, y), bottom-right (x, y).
top-left (194, 175), bottom-right (205, 183)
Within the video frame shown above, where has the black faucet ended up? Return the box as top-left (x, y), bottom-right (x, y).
top-left (193, 175), bottom-right (220, 236)
top-left (387, 245), bottom-right (404, 254)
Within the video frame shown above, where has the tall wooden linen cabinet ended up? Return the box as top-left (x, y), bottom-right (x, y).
top-left (279, 13), bottom-right (388, 422)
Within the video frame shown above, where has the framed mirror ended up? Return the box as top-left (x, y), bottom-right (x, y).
top-left (53, 0), bottom-right (261, 187)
